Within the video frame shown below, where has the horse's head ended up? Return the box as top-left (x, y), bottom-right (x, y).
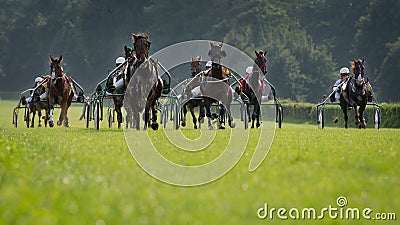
top-left (254, 50), bottom-right (267, 75)
top-left (132, 33), bottom-right (151, 63)
top-left (191, 56), bottom-right (202, 75)
top-left (351, 58), bottom-right (365, 86)
top-left (49, 55), bottom-right (63, 78)
top-left (208, 41), bottom-right (226, 64)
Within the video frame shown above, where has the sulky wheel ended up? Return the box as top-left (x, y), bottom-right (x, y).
top-left (374, 108), bottom-right (381, 130)
top-left (318, 108), bottom-right (324, 129)
top-left (243, 103), bottom-right (249, 129)
top-left (85, 103), bottom-right (90, 128)
top-left (94, 100), bottom-right (100, 130)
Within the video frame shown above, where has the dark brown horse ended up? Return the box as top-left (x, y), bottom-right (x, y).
top-left (29, 78), bottom-right (49, 127)
top-left (47, 55), bottom-right (74, 127)
top-left (107, 45), bottom-right (133, 129)
top-left (201, 41), bottom-right (235, 129)
top-left (238, 51), bottom-right (267, 128)
top-left (181, 56), bottom-right (204, 129)
top-left (124, 33), bottom-right (163, 130)
top-left (339, 58), bottom-right (369, 128)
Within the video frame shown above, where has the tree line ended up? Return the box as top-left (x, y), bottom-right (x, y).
top-left (0, 0), bottom-right (399, 102)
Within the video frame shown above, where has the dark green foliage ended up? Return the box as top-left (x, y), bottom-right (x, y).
top-left (0, 0), bottom-right (398, 102)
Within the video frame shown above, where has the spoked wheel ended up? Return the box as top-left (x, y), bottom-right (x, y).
top-left (13, 109), bottom-right (18, 128)
top-left (277, 105), bottom-right (283, 129)
top-left (243, 103), bottom-right (249, 129)
top-left (173, 102), bottom-right (180, 130)
top-left (94, 100), bottom-right (100, 130)
top-left (85, 103), bottom-right (90, 128)
top-left (107, 108), bottom-right (113, 128)
top-left (25, 107), bottom-right (30, 128)
top-left (162, 104), bottom-right (168, 129)
top-left (374, 108), bottom-right (380, 130)
top-left (318, 107), bottom-right (324, 129)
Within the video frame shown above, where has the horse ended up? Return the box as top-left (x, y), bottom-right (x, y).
top-left (124, 33), bottom-right (163, 130)
top-left (107, 45), bottom-right (134, 129)
top-left (29, 80), bottom-right (49, 127)
top-left (339, 58), bottom-right (368, 128)
top-left (238, 51), bottom-right (267, 128)
top-left (47, 55), bottom-right (74, 127)
top-left (181, 56), bottom-right (204, 129)
top-left (200, 41), bottom-right (235, 129)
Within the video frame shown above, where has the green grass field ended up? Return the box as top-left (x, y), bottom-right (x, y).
top-left (0, 100), bottom-right (399, 225)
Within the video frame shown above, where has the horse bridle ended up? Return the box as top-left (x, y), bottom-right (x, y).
top-left (255, 54), bottom-right (267, 75)
top-left (135, 37), bottom-right (151, 64)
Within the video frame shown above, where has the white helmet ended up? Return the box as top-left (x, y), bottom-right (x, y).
top-left (245, 66), bottom-right (253, 74)
top-left (339, 67), bottom-right (350, 74)
top-left (206, 61), bottom-right (212, 67)
top-left (115, 57), bottom-right (125, 65)
top-left (35, 77), bottom-right (43, 83)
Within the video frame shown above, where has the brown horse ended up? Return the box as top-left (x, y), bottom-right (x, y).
top-left (47, 55), bottom-right (74, 127)
top-left (29, 79), bottom-right (49, 127)
top-left (181, 56), bottom-right (204, 129)
top-left (124, 33), bottom-right (163, 130)
top-left (107, 45), bottom-right (133, 129)
top-left (339, 58), bottom-right (369, 128)
top-left (201, 41), bottom-right (235, 129)
top-left (237, 51), bottom-right (268, 128)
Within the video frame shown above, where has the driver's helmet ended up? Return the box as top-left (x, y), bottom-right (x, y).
top-left (245, 66), bottom-right (253, 74)
top-left (35, 77), bottom-right (43, 83)
top-left (206, 61), bottom-right (212, 68)
top-left (115, 57), bottom-right (125, 65)
top-left (339, 67), bottom-right (350, 75)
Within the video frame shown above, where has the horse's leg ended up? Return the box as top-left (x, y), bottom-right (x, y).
top-left (48, 96), bottom-right (55, 127)
top-left (359, 103), bottom-right (367, 129)
top-left (63, 92), bottom-right (73, 127)
top-left (342, 106), bottom-right (349, 129)
top-left (219, 103), bottom-right (226, 129)
top-left (198, 100), bottom-right (205, 125)
top-left (37, 108), bottom-right (42, 127)
top-left (255, 101), bottom-right (261, 128)
top-left (189, 104), bottom-right (197, 129)
top-left (58, 100), bottom-right (66, 126)
top-left (205, 98), bottom-right (213, 130)
top-left (151, 103), bottom-right (159, 130)
top-left (143, 102), bottom-right (150, 130)
top-left (181, 103), bottom-right (188, 127)
top-left (30, 108), bottom-right (35, 128)
top-left (353, 104), bottom-right (360, 126)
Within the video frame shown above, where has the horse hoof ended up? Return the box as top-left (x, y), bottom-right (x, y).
top-left (181, 121), bottom-right (186, 127)
top-left (230, 121), bottom-right (236, 128)
top-left (194, 125), bottom-right (197, 129)
top-left (256, 123), bottom-right (260, 128)
top-left (199, 117), bottom-right (204, 124)
top-left (219, 123), bottom-right (225, 129)
top-left (38, 124), bottom-right (42, 128)
top-left (49, 121), bottom-right (54, 127)
top-left (208, 125), bottom-right (214, 130)
top-left (151, 123), bottom-right (159, 130)
top-left (57, 121), bottom-right (62, 126)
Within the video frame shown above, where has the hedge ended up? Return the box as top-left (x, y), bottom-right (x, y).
top-left (280, 101), bottom-right (400, 128)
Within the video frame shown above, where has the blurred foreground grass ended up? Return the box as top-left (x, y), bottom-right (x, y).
top-left (0, 100), bottom-right (399, 225)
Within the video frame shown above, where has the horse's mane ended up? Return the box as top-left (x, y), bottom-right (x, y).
top-left (132, 33), bottom-right (149, 40)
